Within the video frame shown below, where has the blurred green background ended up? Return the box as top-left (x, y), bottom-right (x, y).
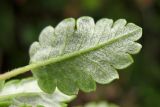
top-left (0, 0), bottom-right (160, 107)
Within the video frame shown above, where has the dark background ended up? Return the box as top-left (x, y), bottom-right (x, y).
top-left (0, 0), bottom-right (160, 107)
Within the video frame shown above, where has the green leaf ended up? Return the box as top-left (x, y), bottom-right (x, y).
top-left (0, 80), bottom-right (4, 91)
top-left (29, 16), bottom-right (142, 95)
top-left (0, 78), bottom-right (75, 107)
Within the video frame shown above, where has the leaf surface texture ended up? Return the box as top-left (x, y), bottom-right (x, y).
top-left (29, 16), bottom-right (142, 94)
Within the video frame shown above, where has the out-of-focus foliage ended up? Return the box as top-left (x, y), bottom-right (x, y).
top-left (83, 101), bottom-right (119, 107)
top-left (0, 0), bottom-right (160, 107)
top-left (0, 78), bottom-right (75, 107)
top-left (0, 81), bottom-right (4, 91)
top-left (0, 77), bottom-right (75, 107)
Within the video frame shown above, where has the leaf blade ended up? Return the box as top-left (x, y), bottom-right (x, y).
top-left (0, 78), bottom-right (75, 107)
top-left (29, 16), bottom-right (142, 94)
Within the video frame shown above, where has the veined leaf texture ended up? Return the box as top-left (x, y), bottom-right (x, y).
top-left (29, 16), bottom-right (142, 95)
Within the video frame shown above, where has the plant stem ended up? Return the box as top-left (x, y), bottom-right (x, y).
top-left (0, 54), bottom-right (72, 80)
top-left (0, 54), bottom-right (74, 80)
top-left (0, 64), bottom-right (38, 80)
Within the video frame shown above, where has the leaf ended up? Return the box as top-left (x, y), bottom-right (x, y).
top-left (0, 78), bottom-right (75, 107)
top-left (83, 101), bottom-right (119, 107)
top-left (0, 80), bottom-right (4, 91)
top-left (29, 16), bottom-right (142, 95)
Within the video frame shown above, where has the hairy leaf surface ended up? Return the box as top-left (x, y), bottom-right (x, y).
top-left (29, 16), bottom-right (142, 94)
top-left (0, 78), bottom-right (75, 107)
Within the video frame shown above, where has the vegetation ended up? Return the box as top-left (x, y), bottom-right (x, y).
top-left (1, 0), bottom-right (160, 106)
top-left (0, 17), bottom-right (142, 106)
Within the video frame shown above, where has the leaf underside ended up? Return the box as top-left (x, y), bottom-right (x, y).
top-left (29, 16), bottom-right (142, 95)
top-left (84, 101), bottom-right (119, 107)
top-left (0, 78), bottom-right (75, 107)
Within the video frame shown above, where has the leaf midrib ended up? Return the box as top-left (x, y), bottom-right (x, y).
top-left (0, 93), bottom-right (40, 100)
top-left (34, 28), bottom-right (139, 67)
